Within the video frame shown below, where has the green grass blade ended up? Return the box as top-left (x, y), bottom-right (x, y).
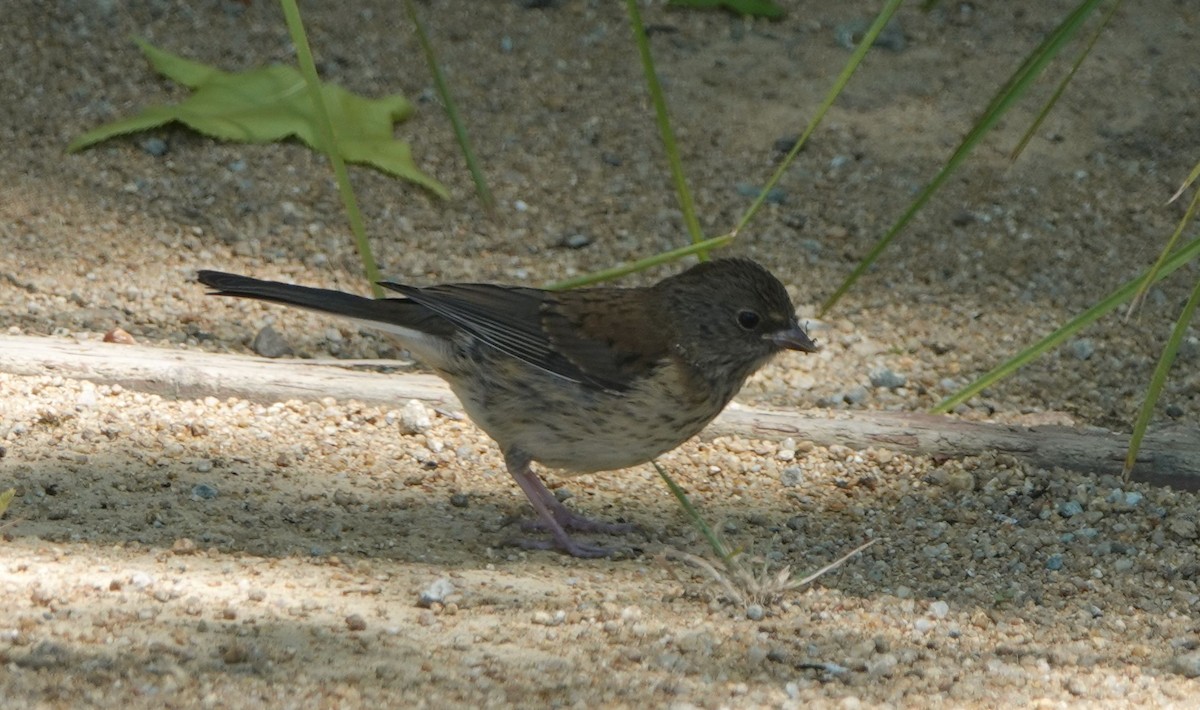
top-left (654, 461), bottom-right (735, 565)
top-left (735, 0), bottom-right (903, 238)
top-left (1124, 187), bottom-right (1200, 479)
top-left (933, 232), bottom-right (1200, 413)
top-left (820, 0), bottom-right (1106, 315)
top-left (1010, 0), bottom-right (1122, 161)
top-left (403, 0), bottom-right (494, 212)
top-left (625, 0), bottom-right (705, 257)
top-left (1125, 277), bottom-right (1200, 481)
top-left (668, 0), bottom-right (784, 19)
top-left (279, 0), bottom-right (382, 296)
top-left (547, 234), bottom-right (733, 290)
top-left (1129, 161), bottom-right (1200, 315)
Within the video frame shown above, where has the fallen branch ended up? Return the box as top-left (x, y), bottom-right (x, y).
top-left (1, 335), bottom-right (1194, 489)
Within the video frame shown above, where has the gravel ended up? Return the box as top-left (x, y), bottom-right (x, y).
top-left (3, 0), bottom-right (1200, 706)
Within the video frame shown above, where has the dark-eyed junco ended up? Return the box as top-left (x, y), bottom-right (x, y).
top-left (197, 259), bottom-right (816, 556)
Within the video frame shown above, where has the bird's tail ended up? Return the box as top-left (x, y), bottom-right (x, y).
top-left (196, 270), bottom-right (448, 335)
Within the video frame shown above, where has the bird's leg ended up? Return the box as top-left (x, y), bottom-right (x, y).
top-left (504, 451), bottom-right (622, 557)
top-left (517, 467), bottom-right (637, 535)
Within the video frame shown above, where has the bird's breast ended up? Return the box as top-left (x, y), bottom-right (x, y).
top-left (446, 353), bottom-right (727, 474)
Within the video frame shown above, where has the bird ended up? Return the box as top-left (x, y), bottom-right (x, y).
top-left (196, 258), bottom-right (817, 557)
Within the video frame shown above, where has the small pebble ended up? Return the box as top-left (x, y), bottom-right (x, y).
top-left (191, 483), bottom-right (219, 500)
top-left (869, 368), bottom-right (906, 389)
top-left (781, 466), bottom-right (805, 486)
top-left (252, 325), bottom-right (293, 359)
top-left (1058, 501), bottom-right (1083, 517)
top-left (140, 137), bottom-right (168, 156)
top-left (734, 183), bottom-right (785, 204)
top-left (345, 614), bottom-right (367, 631)
top-left (75, 385), bottom-right (97, 408)
top-left (834, 19), bottom-right (906, 52)
top-left (843, 386), bottom-right (869, 405)
top-left (419, 578), bottom-right (455, 607)
top-left (745, 604), bottom-right (765, 621)
top-left (399, 399), bottom-right (432, 434)
top-left (1171, 651), bottom-right (1200, 678)
top-left (222, 643), bottom-right (250, 665)
top-left (1068, 339), bottom-right (1095, 360)
top-left (103, 327), bottom-right (136, 344)
top-left (449, 493), bottom-right (470, 508)
top-left (559, 233), bottom-right (592, 249)
top-left (532, 610), bottom-right (566, 626)
top-left (1168, 517), bottom-right (1198, 539)
top-left (867, 654), bottom-right (897, 677)
top-left (772, 135), bottom-right (802, 157)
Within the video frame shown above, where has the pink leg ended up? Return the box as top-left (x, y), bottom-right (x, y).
top-left (505, 451), bottom-right (631, 557)
top-left (518, 466), bottom-right (637, 534)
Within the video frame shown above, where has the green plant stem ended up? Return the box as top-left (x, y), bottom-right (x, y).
top-left (279, 0), bottom-right (383, 296)
top-left (821, 0), bottom-right (1106, 315)
top-left (547, 233), bottom-right (733, 290)
top-left (625, 0), bottom-right (705, 256)
top-left (735, 0), bottom-right (903, 237)
top-left (403, 0), bottom-right (493, 213)
top-left (1010, 0), bottom-right (1122, 161)
top-left (1124, 187), bottom-right (1200, 480)
top-left (934, 234), bottom-right (1200, 413)
top-left (654, 462), bottom-right (735, 565)
top-left (1130, 157), bottom-right (1200, 314)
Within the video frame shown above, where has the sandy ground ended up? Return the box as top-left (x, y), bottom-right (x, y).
top-left (3, 0), bottom-right (1200, 707)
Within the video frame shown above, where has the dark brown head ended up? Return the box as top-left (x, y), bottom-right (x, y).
top-left (655, 258), bottom-right (816, 391)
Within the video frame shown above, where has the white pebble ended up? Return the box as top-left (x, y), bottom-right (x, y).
top-left (399, 399), bottom-right (432, 434)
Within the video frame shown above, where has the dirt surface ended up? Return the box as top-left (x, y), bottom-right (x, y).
top-left (4, 1), bottom-right (1200, 707)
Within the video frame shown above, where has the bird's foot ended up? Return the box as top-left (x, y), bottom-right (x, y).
top-left (507, 535), bottom-right (616, 558)
top-left (522, 508), bottom-right (638, 535)
top-left (504, 452), bottom-right (637, 557)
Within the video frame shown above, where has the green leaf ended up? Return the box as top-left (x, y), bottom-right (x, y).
top-left (668, 0), bottom-right (784, 20)
top-left (69, 38), bottom-right (447, 198)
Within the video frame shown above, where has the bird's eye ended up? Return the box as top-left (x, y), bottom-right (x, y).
top-left (736, 309), bottom-right (761, 330)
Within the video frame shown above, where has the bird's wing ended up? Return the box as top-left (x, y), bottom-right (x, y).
top-left (380, 282), bottom-right (670, 391)
top-left (541, 289), bottom-right (672, 391)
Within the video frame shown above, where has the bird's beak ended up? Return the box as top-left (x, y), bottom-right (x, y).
top-left (769, 323), bottom-right (819, 353)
